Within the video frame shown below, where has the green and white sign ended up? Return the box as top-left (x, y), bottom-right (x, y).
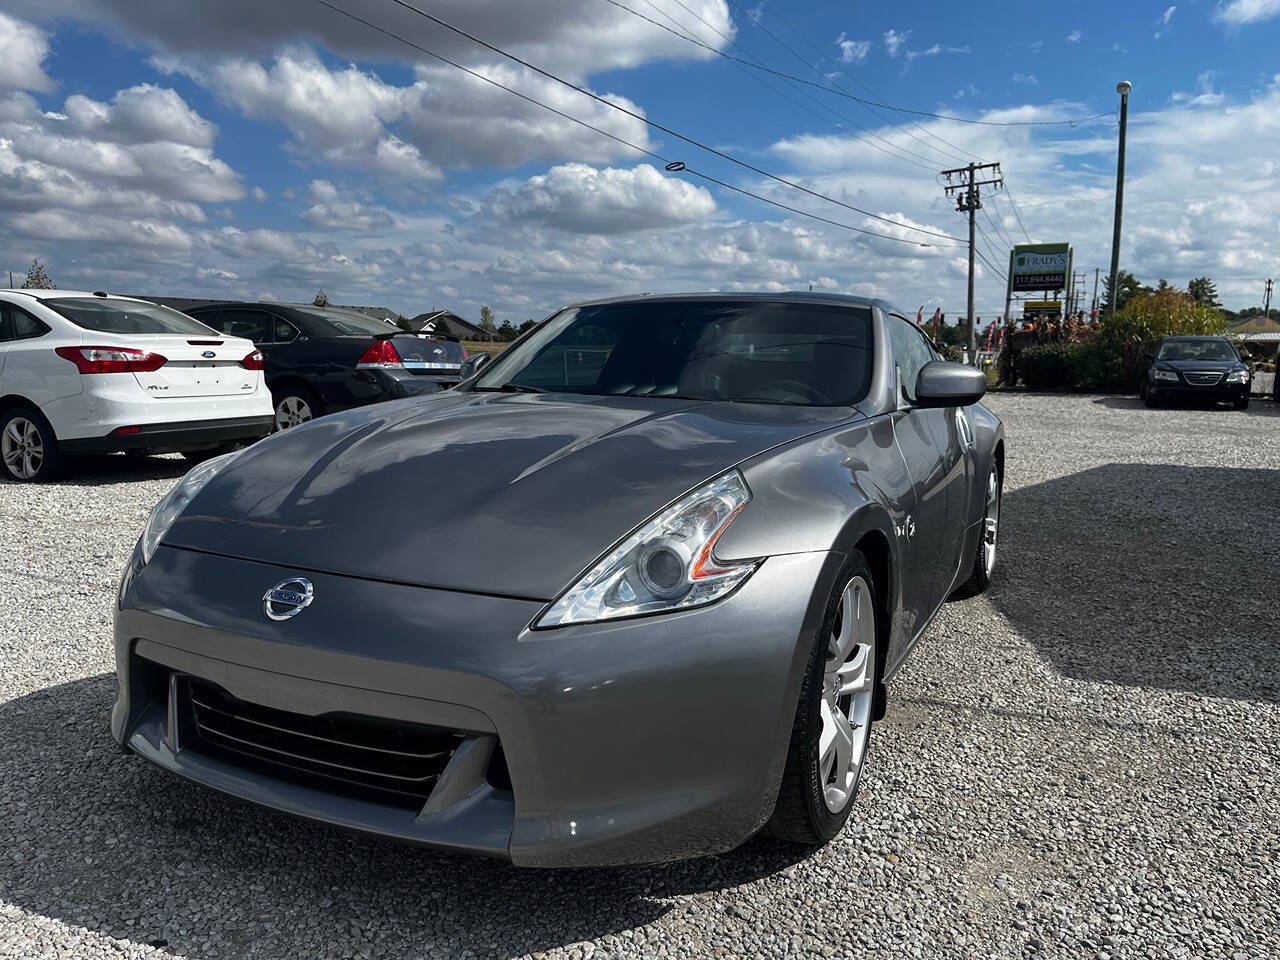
top-left (1009, 243), bottom-right (1071, 293)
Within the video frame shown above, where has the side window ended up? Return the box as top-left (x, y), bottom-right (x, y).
top-left (273, 317), bottom-right (299, 343)
top-left (6, 306), bottom-right (49, 341)
top-left (887, 315), bottom-right (934, 404)
top-left (218, 309), bottom-right (272, 345)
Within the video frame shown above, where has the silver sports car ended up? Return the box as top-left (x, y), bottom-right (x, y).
top-left (112, 293), bottom-right (1004, 867)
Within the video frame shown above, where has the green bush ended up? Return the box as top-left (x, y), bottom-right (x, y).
top-left (1066, 339), bottom-right (1129, 392)
top-left (1019, 343), bottom-right (1073, 390)
top-left (1101, 289), bottom-right (1227, 383)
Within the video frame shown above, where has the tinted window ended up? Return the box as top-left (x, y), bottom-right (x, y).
top-left (274, 318), bottom-right (299, 343)
top-left (475, 300), bottom-right (873, 405)
top-left (1157, 339), bottom-right (1238, 362)
top-left (887, 315), bottom-right (935, 403)
top-left (218, 310), bottom-right (272, 343)
top-left (10, 307), bottom-right (48, 340)
top-left (44, 298), bottom-right (217, 335)
top-left (301, 310), bottom-right (394, 336)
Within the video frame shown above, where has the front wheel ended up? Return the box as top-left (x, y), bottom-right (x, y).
top-left (767, 554), bottom-right (880, 845)
top-left (1233, 396), bottom-right (1249, 411)
top-left (0, 407), bottom-right (62, 482)
top-left (955, 462), bottom-right (1001, 597)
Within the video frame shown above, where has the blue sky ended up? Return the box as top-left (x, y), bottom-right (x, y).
top-left (2, 0), bottom-right (1279, 321)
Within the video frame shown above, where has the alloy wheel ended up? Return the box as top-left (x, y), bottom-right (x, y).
top-left (2, 417), bottom-right (44, 480)
top-left (819, 575), bottom-right (876, 813)
top-left (982, 469), bottom-right (1000, 577)
top-left (274, 396), bottom-right (313, 431)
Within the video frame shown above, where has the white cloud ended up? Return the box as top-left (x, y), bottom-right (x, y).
top-left (1171, 71), bottom-right (1226, 107)
top-left (1012, 73), bottom-right (1038, 85)
top-left (487, 163), bottom-right (715, 234)
top-left (1066, 29), bottom-right (1083, 43)
top-left (251, 185), bottom-right (267, 201)
top-left (63, 84), bottom-right (214, 148)
top-left (883, 29), bottom-right (909, 58)
top-left (905, 43), bottom-right (971, 62)
top-left (1214, 0), bottom-right (1280, 24)
top-left (302, 178), bottom-right (395, 230)
top-left (0, 12), bottom-right (53, 93)
top-left (1155, 5), bottom-right (1177, 38)
top-left (835, 33), bottom-right (870, 64)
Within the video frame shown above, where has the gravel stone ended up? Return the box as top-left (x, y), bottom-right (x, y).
top-left (1, 395), bottom-right (1278, 959)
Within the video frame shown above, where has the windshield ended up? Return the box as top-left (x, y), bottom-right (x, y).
top-left (301, 310), bottom-right (400, 336)
top-left (45, 298), bottom-right (219, 336)
top-left (473, 299), bottom-right (874, 406)
top-left (1157, 339), bottom-right (1238, 362)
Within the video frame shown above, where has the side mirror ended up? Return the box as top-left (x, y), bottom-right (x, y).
top-left (459, 352), bottom-right (492, 380)
top-left (915, 360), bottom-right (987, 408)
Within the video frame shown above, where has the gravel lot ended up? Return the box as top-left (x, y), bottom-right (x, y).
top-left (2, 393), bottom-right (1278, 959)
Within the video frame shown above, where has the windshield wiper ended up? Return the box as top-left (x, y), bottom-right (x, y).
top-left (473, 382), bottom-right (548, 394)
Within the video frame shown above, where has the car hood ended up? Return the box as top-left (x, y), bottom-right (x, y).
top-left (165, 391), bottom-right (859, 599)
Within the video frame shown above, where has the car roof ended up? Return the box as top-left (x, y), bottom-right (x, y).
top-left (0, 289), bottom-right (159, 304)
top-left (560, 290), bottom-right (899, 314)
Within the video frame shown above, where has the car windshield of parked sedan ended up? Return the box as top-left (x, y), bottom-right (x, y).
top-left (1157, 339), bottom-right (1238, 362)
top-left (473, 300), bottom-right (874, 406)
top-left (44, 298), bottom-right (219, 336)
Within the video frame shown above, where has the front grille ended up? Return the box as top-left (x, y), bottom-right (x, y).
top-left (1184, 371), bottom-right (1224, 385)
top-left (183, 679), bottom-right (463, 810)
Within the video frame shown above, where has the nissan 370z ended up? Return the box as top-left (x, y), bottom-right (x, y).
top-left (112, 293), bottom-right (1005, 867)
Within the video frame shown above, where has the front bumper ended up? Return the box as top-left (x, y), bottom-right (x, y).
top-left (62, 416), bottom-right (274, 455)
top-left (113, 544), bottom-right (835, 866)
top-left (1149, 378), bottom-right (1249, 402)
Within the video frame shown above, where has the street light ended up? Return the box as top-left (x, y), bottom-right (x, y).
top-left (1106, 81), bottom-right (1132, 321)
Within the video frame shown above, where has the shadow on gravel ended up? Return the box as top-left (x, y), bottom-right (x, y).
top-left (1090, 395), bottom-right (1280, 417)
top-left (0, 453), bottom-right (189, 487)
top-left (993, 463), bottom-right (1280, 703)
top-left (0, 675), bottom-right (815, 957)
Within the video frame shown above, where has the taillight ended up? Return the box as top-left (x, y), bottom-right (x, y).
top-left (55, 345), bottom-right (167, 374)
top-left (240, 350), bottom-right (265, 370)
top-left (356, 339), bottom-right (403, 368)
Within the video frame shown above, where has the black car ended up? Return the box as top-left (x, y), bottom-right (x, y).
top-left (1140, 336), bottom-right (1251, 410)
top-left (185, 303), bottom-right (466, 429)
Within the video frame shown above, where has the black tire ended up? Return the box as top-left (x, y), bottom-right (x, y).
top-left (1145, 391), bottom-right (1158, 408)
top-left (271, 383), bottom-right (324, 432)
top-left (0, 406), bottom-right (62, 482)
top-left (1234, 396), bottom-right (1249, 411)
top-left (767, 551), bottom-right (881, 846)
top-left (955, 461), bottom-right (1002, 597)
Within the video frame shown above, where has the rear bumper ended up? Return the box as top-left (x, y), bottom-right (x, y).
top-left (62, 416), bottom-right (274, 455)
top-left (112, 544), bottom-right (835, 866)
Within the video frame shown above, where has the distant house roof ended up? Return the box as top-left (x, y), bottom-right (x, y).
top-left (409, 310), bottom-right (488, 340)
top-left (1242, 331), bottom-right (1280, 343)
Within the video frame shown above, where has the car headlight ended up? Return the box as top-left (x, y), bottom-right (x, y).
top-left (140, 450), bottom-right (242, 564)
top-left (1152, 368), bottom-right (1179, 382)
top-left (536, 471), bottom-right (759, 628)
top-left (1225, 369), bottom-right (1249, 383)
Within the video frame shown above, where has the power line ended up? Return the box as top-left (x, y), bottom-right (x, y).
top-left (998, 182), bottom-right (1034, 243)
top-left (621, 0), bottom-right (940, 172)
top-left (310, 0), bottom-right (964, 248)
top-left (626, 0), bottom-right (957, 171)
top-left (374, 0), bottom-right (965, 242)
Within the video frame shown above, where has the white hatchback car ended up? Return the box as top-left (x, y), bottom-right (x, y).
top-left (0, 290), bottom-right (274, 482)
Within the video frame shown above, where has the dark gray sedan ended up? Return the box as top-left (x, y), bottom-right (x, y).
top-left (112, 293), bottom-right (1004, 867)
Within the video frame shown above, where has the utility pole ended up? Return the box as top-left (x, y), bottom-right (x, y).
top-left (1091, 267), bottom-right (1100, 318)
top-left (1264, 278), bottom-right (1273, 320)
top-left (942, 161), bottom-right (1004, 365)
top-left (1106, 81), bottom-right (1132, 320)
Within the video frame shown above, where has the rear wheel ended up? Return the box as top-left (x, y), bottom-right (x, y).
top-left (0, 407), bottom-right (61, 483)
top-left (272, 384), bottom-right (323, 431)
top-left (767, 554), bottom-right (880, 845)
